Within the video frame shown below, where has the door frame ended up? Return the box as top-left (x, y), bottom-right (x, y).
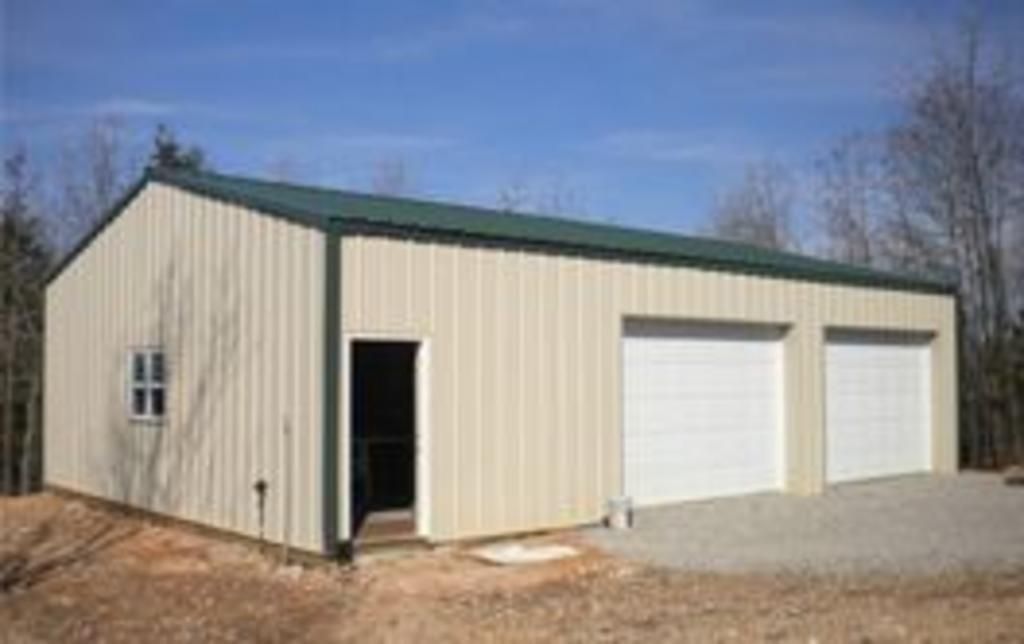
top-left (341, 332), bottom-right (431, 541)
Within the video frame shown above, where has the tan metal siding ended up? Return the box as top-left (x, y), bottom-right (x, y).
top-left (45, 184), bottom-right (325, 553)
top-left (341, 235), bottom-right (957, 542)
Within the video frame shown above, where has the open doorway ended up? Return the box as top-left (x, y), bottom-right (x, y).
top-left (350, 340), bottom-right (418, 543)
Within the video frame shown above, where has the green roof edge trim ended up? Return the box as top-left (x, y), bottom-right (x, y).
top-left (47, 167), bottom-right (956, 296)
top-left (152, 169), bottom-right (952, 295)
top-left (331, 217), bottom-right (953, 295)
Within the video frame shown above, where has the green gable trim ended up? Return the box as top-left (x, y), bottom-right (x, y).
top-left (151, 169), bottom-right (952, 296)
top-left (149, 168), bottom-right (332, 232)
top-left (44, 168), bottom-right (332, 287)
top-left (45, 174), bottom-right (150, 286)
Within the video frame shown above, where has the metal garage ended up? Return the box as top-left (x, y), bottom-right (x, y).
top-left (44, 168), bottom-right (959, 556)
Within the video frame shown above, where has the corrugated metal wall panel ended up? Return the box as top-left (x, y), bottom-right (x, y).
top-left (341, 235), bottom-right (957, 541)
top-left (45, 184), bottom-right (325, 552)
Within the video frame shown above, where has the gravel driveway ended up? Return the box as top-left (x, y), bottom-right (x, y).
top-left (587, 473), bottom-right (1024, 575)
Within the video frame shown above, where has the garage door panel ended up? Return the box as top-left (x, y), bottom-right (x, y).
top-left (624, 320), bottom-right (784, 505)
top-left (826, 331), bottom-right (931, 483)
top-left (626, 405), bottom-right (778, 436)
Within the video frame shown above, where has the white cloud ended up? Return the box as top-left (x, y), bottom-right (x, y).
top-left (3, 97), bottom-right (250, 129)
top-left (357, 13), bottom-right (528, 62)
top-left (699, 11), bottom-right (932, 103)
top-left (88, 98), bottom-right (180, 117)
top-left (1, 97), bottom-right (179, 124)
top-left (308, 132), bottom-right (456, 153)
top-left (197, 13), bottom-right (528, 66)
top-left (522, 1), bottom-right (935, 105)
top-left (593, 129), bottom-right (755, 166)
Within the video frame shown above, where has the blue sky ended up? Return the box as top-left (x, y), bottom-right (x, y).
top-left (3, 0), bottom-right (1022, 232)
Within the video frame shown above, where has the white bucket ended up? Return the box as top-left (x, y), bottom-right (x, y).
top-left (606, 496), bottom-right (633, 530)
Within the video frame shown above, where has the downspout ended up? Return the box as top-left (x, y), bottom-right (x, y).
top-left (322, 221), bottom-right (343, 558)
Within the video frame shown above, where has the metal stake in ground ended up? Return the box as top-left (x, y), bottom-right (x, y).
top-left (254, 478), bottom-right (268, 547)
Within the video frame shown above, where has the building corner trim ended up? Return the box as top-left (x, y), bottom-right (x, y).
top-left (321, 226), bottom-right (342, 557)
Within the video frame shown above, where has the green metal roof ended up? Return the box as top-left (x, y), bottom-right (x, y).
top-left (49, 167), bottom-right (955, 295)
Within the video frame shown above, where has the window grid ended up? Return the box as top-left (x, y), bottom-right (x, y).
top-left (129, 349), bottom-right (166, 422)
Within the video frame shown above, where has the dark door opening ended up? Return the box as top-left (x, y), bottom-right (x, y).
top-left (350, 340), bottom-right (417, 541)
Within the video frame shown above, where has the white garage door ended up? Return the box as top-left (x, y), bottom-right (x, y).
top-left (826, 331), bottom-right (932, 483)
top-left (623, 320), bottom-right (784, 506)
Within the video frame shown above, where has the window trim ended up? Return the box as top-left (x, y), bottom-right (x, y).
top-left (128, 347), bottom-right (167, 424)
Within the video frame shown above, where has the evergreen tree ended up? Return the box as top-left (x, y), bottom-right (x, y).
top-left (0, 149), bottom-right (51, 494)
top-left (149, 124), bottom-right (206, 172)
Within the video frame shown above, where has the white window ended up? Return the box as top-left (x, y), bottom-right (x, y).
top-left (129, 349), bottom-right (166, 421)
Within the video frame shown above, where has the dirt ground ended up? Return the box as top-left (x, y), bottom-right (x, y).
top-left (2, 494), bottom-right (1023, 643)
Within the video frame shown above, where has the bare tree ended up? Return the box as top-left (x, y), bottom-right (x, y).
top-left (369, 158), bottom-right (416, 197)
top-left (815, 15), bottom-right (1024, 467)
top-left (264, 156), bottom-right (301, 183)
top-left (496, 176), bottom-right (532, 212)
top-left (53, 116), bottom-right (142, 250)
top-left (535, 176), bottom-right (586, 217)
top-left (494, 173), bottom-right (586, 217)
top-left (707, 160), bottom-right (800, 251)
top-left (885, 18), bottom-right (1023, 466)
top-left (1011, 214), bottom-right (1024, 314)
top-left (816, 134), bottom-right (885, 265)
top-left (1, 119), bottom-right (211, 496)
